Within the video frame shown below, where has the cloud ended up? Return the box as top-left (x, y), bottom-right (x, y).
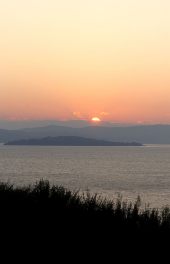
top-left (100, 112), bottom-right (110, 116)
top-left (73, 112), bottom-right (85, 119)
top-left (73, 111), bottom-right (110, 120)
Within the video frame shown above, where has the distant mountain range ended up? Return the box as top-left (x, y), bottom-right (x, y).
top-left (5, 136), bottom-right (142, 146)
top-left (1, 124), bottom-right (170, 144)
top-left (0, 120), bottom-right (132, 129)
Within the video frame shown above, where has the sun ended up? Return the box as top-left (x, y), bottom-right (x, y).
top-left (91, 117), bottom-right (101, 122)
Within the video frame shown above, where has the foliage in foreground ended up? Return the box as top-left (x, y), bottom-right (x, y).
top-left (0, 180), bottom-right (170, 235)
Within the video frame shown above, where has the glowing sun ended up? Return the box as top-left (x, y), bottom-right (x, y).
top-left (91, 117), bottom-right (101, 122)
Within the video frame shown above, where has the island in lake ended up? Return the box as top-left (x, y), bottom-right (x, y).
top-left (5, 136), bottom-right (143, 146)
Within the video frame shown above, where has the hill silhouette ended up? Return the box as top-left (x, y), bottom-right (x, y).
top-left (5, 136), bottom-right (142, 146)
top-left (1, 124), bottom-right (170, 144)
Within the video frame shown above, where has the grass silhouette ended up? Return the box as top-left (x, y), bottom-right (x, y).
top-left (0, 179), bottom-right (170, 235)
top-left (1, 179), bottom-right (170, 258)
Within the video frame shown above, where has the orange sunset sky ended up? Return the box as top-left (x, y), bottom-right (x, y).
top-left (1, 0), bottom-right (170, 123)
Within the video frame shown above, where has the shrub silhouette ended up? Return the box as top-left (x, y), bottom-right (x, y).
top-left (0, 179), bottom-right (169, 236)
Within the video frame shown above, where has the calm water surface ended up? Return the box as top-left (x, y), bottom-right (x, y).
top-left (0, 144), bottom-right (170, 207)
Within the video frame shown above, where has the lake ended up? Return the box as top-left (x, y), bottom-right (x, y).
top-left (0, 144), bottom-right (170, 207)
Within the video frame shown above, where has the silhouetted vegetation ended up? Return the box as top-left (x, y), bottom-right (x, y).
top-left (0, 179), bottom-right (169, 235)
top-left (0, 179), bottom-right (169, 257)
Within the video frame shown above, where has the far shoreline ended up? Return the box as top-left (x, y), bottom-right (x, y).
top-left (4, 136), bottom-right (143, 147)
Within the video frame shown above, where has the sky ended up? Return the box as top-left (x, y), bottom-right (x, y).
top-left (1, 0), bottom-right (170, 123)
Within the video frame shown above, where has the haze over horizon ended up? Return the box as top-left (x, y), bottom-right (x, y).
top-left (1, 119), bottom-right (170, 131)
top-left (1, 1), bottom-right (170, 123)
